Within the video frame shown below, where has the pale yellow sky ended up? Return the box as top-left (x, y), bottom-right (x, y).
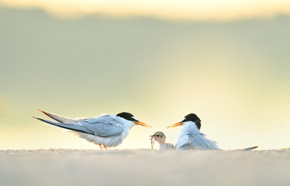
top-left (1, 0), bottom-right (290, 20)
top-left (1, 1), bottom-right (290, 150)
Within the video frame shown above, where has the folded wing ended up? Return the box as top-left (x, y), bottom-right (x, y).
top-left (80, 115), bottom-right (124, 137)
top-left (34, 110), bottom-right (124, 137)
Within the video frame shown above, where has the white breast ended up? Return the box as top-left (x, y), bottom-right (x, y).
top-left (175, 121), bottom-right (219, 150)
top-left (77, 130), bottom-right (129, 147)
top-left (74, 117), bottom-right (134, 147)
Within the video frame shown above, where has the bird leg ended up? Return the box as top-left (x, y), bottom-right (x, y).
top-left (99, 144), bottom-right (103, 150)
top-left (98, 144), bottom-right (108, 150)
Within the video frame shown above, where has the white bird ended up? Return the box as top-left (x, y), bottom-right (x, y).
top-left (150, 131), bottom-right (174, 150)
top-left (168, 113), bottom-right (258, 151)
top-left (33, 109), bottom-right (151, 149)
top-left (168, 113), bottom-right (219, 150)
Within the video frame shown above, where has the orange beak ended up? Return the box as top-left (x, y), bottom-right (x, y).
top-left (167, 122), bottom-right (183, 129)
top-left (134, 121), bottom-right (152, 128)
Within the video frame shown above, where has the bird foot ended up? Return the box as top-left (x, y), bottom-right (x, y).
top-left (99, 144), bottom-right (103, 150)
top-left (99, 144), bottom-right (108, 150)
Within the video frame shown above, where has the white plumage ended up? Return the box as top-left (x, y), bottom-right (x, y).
top-left (168, 113), bottom-right (219, 150)
top-left (169, 113), bottom-right (258, 151)
top-left (34, 109), bottom-right (151, 149)
top-left (174, 121), bottom-right (219, 150)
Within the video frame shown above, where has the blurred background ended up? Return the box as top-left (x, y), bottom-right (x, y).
top-left (0, 0), bottom-right (290, 150)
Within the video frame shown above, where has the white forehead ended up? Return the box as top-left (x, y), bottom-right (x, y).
top-left (132, 116), bottom-right (138, 121)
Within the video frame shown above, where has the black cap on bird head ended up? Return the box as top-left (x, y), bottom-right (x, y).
top-left (116, 112), bottom-right (137, 121)
top-left (116, 112), bottom-right (152, 128)
top-left (182, 113), bottom-right (201, 130)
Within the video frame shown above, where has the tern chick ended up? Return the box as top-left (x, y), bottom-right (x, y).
top-left (150, 131), bottom-right (174, 150)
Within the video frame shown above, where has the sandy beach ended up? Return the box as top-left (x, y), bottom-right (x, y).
top-left (1, 149), bottom-right (290, 186)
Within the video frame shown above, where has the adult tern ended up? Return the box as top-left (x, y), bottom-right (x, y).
top-left (168, 113), bottom-right (219, 150)
top-left (33, 109), bottom-right (151, 149)
top-left (168, 113), bottom-right (258, 151)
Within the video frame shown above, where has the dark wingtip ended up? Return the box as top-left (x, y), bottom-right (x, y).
top-left (38, 109), bottom-right (51, 118)
top-left (250, 146), bottom-right (259, 149)
top-left (32, 116), bottom-right (41, 120)
top-left (243, 146), bottom-right (259, 151)
top-left (38, 109), bottom-right (46, 114)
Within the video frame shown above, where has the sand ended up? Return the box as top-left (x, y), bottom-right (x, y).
top-left (0, 149), bottom-right (290, 186)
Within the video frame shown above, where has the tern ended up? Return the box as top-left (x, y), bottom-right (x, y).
top-left (168, 113), bottom-right (258, 151)
top-left (33, 109), bottom-right (151, 149)
top-left (168, 113), bottom-right (219, 150)
top-left (150, 131), bottom-right (174, 150)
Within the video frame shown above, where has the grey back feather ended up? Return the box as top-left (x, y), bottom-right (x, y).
top-left (182, 133), bottom-right (219, 150)
top-left (79, 115), bottom-right (124, 137)
top-left (36, 114), bottom-right (124, 137)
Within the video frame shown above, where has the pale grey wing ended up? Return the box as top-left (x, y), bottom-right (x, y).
top-left (80, 115), bottom-right (124, 137)
top-left (83, 123), bottom-right (124, 137)
top-left (178, 143), bottom-right (195, 150)
top-left (188, 134), bottom-right (219, 150)
top-left (177, 135), bottom-right (195, 150)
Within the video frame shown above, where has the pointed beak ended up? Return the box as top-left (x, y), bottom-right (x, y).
top-left (134, 121), bottom-right (152, 128)
top-left (167, 122), bottom-right (183, 129)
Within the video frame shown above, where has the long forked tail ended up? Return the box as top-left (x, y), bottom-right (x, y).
top-left (33, 116), bottom-right (94, 135)
top-left (38, 109), bottom-right (77, 123)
